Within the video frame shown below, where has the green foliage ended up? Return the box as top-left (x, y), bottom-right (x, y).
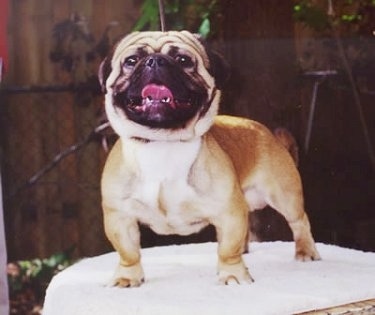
top-left (293, 0), bottom-right (375, 33)
top-left (133, 0), bottom-right (161, 32)
top-left (198, 17), bottom-right (211, 38)
top-left (293, 1), bottom-right (331, 31)
top-left (133, 0), bottom-right (219, 38)
top-left (8, 248), bottom-right (75, 296)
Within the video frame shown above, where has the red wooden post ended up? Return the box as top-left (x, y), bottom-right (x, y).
top-left (0, 0), bottom-right (8, 77)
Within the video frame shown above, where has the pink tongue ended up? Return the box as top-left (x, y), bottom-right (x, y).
top-left (141, 84), bottom-right (174, 103)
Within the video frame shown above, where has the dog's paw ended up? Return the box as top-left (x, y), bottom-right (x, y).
top-left (218, 261), bottom-right (254, 285)
top-left (109, 262), bottom-right (145, 288)
top-left (111, 276), bottom-right (145, 288)
top-left (295, 244), bottom-right (321, 262)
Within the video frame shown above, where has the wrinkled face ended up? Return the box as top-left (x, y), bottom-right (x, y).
top-left (99, 31), bottom-right (227, 141)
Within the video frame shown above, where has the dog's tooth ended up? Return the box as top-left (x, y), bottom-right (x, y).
top-left (161, 97), bottom-right (171, 103)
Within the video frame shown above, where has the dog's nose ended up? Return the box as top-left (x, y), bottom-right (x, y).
top-left (145, 55), bottom-right (167, 68)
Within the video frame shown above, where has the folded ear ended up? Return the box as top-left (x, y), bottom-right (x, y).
top-left (193, 33), bottom-right (230, 90)
top-left (98, 57), bottom-right (112, 93)
top-left (206, 49), bottom-right (230, 90)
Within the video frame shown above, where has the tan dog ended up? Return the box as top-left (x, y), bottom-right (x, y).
top-left (99, 31), bottom-right (320, 287)
top-left (273, 127), bottom-right (299, 166)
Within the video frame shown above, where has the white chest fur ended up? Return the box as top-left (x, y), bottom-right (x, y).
top-left (121, 138), bottom-right (207, 235)
top-left (132, 138), bottom-right (201, 182)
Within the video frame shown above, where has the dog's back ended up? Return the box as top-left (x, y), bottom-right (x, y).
top-left (209, 115), bottom-right (298, 186)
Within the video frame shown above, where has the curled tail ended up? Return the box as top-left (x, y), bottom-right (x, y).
top-left (273, 127), bottom-right (299, 167)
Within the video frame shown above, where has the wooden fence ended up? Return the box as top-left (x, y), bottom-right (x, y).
top-left (1, 0), bottom-right (374, 261)
top-left (1, 0), bottom-right (140, 260)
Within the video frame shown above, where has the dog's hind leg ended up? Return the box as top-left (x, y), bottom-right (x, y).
top-left (267, 186), bottom-right (321, 261)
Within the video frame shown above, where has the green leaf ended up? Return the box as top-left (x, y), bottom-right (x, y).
top-left (133, 0), bottom-right (160, 31)
top-left (294, 4), bottom-right (302, 12)
top-left (293, 1), bottom-right (330, 31)
top-left (198, 18), bottom-right (210, 38)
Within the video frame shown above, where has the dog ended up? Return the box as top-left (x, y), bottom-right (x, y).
top-left (273, 127), bottom-right (299, 167)
top-left (98, 30), bottom-right (320, 287)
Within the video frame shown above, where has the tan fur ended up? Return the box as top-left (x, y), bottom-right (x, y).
top-left (273, 127), bottom-right (299, 166)
top-left (100, 31), bottom-right (320, 288)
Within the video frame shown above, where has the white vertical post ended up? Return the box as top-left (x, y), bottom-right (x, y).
top-left (0, 57), bottom-right (9, 315)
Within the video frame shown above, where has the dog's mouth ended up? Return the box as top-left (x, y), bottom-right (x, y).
top-left (111, 52), bottom-right (210, 129)
top-left (114, 83), bottom-right (207, 129)
top-left (128, 84), bottom-right (193, 113)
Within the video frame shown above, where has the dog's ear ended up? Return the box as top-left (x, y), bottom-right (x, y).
top-left (98, 57), bottom-right (112, 93)
top-left (193, 34), bottom-right (230, 90)
top-left (206, 49), bottom-right (230, 90)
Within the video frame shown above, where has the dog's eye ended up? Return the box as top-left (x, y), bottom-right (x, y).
top-left (175, 54), bottom-right (194, 68)
top-left (124, 56), bottom-right (139, 68)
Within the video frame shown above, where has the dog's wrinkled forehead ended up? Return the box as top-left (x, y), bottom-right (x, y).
top-left (112, 30), bottom-right (210, 67)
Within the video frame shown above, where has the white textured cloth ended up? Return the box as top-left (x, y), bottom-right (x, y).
top-left (0, 170), bottom-right (9, 315)
top-left (43, 242), bottom-right (375, 315)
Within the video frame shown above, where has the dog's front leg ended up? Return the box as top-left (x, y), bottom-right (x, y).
top-left (103, 205), bottom-right (144, 287)
top-left (213, 196), bottom-right (254, 285)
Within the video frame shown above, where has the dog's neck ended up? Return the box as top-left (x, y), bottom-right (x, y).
top-left (121, 136), bottom-right (202, 182)
top-left (130, 136), bottom-right (153, 143)
top-left (129, 135), bottom-right (200, 144)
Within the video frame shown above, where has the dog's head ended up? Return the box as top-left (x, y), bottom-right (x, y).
top-left (99, 31), bottom-right (228, 141)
